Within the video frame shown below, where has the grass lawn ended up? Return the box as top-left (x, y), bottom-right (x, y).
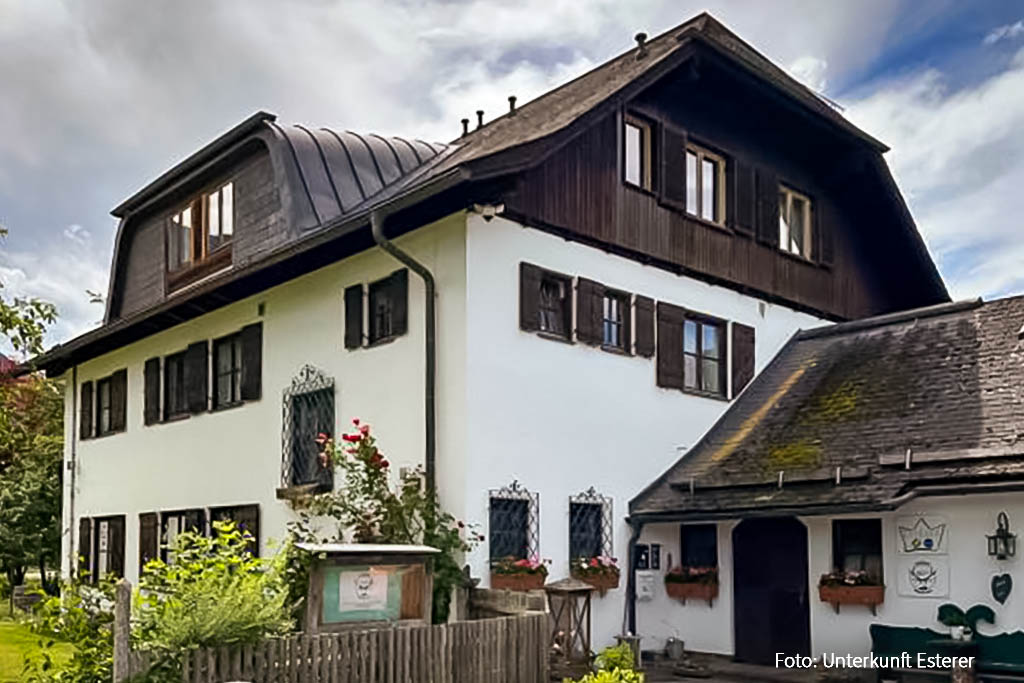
top-left (0, 602), bottom-right (73, 682)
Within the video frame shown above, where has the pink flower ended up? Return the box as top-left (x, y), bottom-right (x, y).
top-left (352, 418), bottom-right (360, 426)
top-left (359, 424), bottom-right (370, 435)
top-left (342, 433), bottom-right (360, 443)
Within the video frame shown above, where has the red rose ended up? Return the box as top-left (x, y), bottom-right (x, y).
top-left (352, 418), bottom-right (360, 426)
top-left (342, 433), bottom-right (360, 442)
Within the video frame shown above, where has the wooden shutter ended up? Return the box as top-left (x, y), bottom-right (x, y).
top-left (731, 322), bottom-right (756, 398)
top-left (731, 159), bottom-right (756, 237)
top-left (234, 505), bottom-right (261, 556)
top-left (519, 262), bottom-right (542, 332)
top-left (184, 508), bottom-right (207, 535)
top-left (815, 200), bottom-right (834, 267)
top-left (390, 269), bottom-right (409, 337)
top-left (634, 296), bottom-right (655, 358)
top-left (79, 381), bottom-right (94, 439)
top-left (658, 124), bottom-right (688, 212)
top-left (755, 167), bottom-right (779, 246)
top-left (139, 512), bottom-right (159, 573)
top-left (620, 292), bottom-right (633, 354)
top-left (109, 369), bottom-right (127, 432)
top-left (656, 302), bottom-right (686, 389)
top-left (108, 516), bottom-right (126, 578)
top-left (343, 284), bottom-right (363, 349)
top-left (575, 278), bottom-right (604, 345)
top-left (239, 322), bottom-right (263, 401)
top-left (78, 517), bottom-right (92, 578)
top-left (143, 358), bottom-right (160, 425)
top-left (184, 341), bottom-right (208, 414)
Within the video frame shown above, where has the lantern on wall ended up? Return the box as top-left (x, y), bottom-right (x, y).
top-left (987, 512), bottom-right (1017, 560)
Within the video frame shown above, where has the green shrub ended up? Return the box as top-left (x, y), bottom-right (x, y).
top-left (595, 643), bottom-right (636, 672)
top-left (567, 669), bottom-right (645, 683)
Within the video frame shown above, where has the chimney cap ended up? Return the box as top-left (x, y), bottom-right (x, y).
top-left (635, 32), bottom-right (648, 58)
top-left (508, 95), bottom-right (517, 114)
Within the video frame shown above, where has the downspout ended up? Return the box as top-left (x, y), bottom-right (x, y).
top-left (623, 518), bottom-right (645, 635)
top-left (68, 365), bottom-right (78, 577)
top-left (370, 210), bottom-right (437, 495)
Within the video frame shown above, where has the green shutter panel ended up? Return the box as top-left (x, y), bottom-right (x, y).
top-left (108, 516), bottom-right (126, 578)
top-left (519, 263), bottom-right (542, 332)
top-left (575, 278), bottom-right (603, 345)
top-left (656, 302), bottom-right (686, 389)
top-left (184, 341), bottom-right (208, 414)
top-left (390, 269), bottom-right (409, 337)
top-left (143, 358), bottom-right (160, 425)
top-left (139, 512), bottom-right (159, 573)
top-left (80, 381), bottom-right (94, 439)
top-left (634, 296), bottom-right (655, 358)
top-left (731, 323), bottom-right (756, 397)
top-left (78, 517), bottom-right (92, 579)
top-left (239, 322), bottom-right (263, 401)
top-left (731, 159), bottom-right (756, 237)
top-left (109, 369), bottom-right (127, 432)
top-left (343, 284), bottom-right (363, 349)
top-left (755, 167), bottom-right (779, 246)
top-left (658, 124), bottom-right (688, 212)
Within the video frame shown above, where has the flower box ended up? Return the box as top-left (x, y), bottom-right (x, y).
top-left (491, 572), bottom-right (546, 591)
top-left (573, 571), bottom-right (620, 593)
top-left (818, 584), bottom-right (885, 614)
top-left (665, 581), bottom-right (718, 604)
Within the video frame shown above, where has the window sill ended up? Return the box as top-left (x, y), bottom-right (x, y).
top-left (600, 344), bottom-right (632, 357)
top-left (623, 181), bottom-right (657, 198)
top-left (365, 334), bottom-right (402, 349)
top-left (684, 213), bottom-right (732, 235)
top-left (161, 413), bottom-right (190, 425)
top-left (167, 246), bottom-right (232, 292)
top-left (777, 248), bottom-right (820, 268)
top-left (211, 400), bottom-right (245, 414)
top-left (535, 330), bottom-right (574, 345)
top-left (275, 482), bottom-right (333, 501)
top-left (91, 428), bottom-right (125, 440)
top-left (669, 386), bottom-right (730, 403)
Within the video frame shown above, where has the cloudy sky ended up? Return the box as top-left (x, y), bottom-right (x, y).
top-left (1, 0), bottom-right (1023, 353)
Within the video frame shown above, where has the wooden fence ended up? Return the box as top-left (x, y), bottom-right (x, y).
top-left (128, 613), bottom-right (550, 683)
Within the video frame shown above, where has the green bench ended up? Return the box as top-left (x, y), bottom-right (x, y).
top-left (870, 624), bottom-right (1024, 682)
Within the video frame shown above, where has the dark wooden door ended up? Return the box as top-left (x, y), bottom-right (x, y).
top-left (732, 517), bottom-right (810, 663)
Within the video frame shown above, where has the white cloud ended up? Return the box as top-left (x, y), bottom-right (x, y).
top-left (788, 56), bottom-right (829, 92)
top-left (983, 20), bottom-right (1024, 46)
top-left (846, 47), bottom-right (1024, 300)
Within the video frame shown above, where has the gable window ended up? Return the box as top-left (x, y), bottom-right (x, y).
top-left (681, 524), bottom-right (718, 568)
top-left (280, 365), bottom-right (335, 493)
top-left (624, 115), bottom-right (653, 190)
top-left (683, 317), bottom-right (725, 396)
top-left (168, 181), bottom-right (234, 272)
top-left (602, 292), bottom-right (628, 350)
top-left (569, 488), bottom-right (612, 560)
top-left (213, 333), bottom-right (242, 409)
top-left (833, 519), bottom-right (882, 582)
top-left (163, 352), bottom-right (187, 419)
top-left (489, 481), bottom-right (539, 563)
top-left (685, 145), bottom-right (726, 225)
top-left (779, 185), bottom-right (812, 259)
top-left (539, 273), bottom-right (571, 338)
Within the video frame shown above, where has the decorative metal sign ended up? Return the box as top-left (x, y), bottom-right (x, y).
top-left (898, 516), bottom-right (948, 554)
top-left (992, 574), bottom-right (1013, 605)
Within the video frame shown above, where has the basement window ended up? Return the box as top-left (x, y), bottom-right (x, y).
top-left (624, 115), bottom-right (653, 190)
top-left (685, 144), bottom-right (726, 225)
top-left (779, 185), bottom-right (813, 259)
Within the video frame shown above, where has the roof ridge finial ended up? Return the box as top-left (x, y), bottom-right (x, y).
top-left (635, 32), bottom-right (648, 59)
top-left (461, 118), bottom-right (469, 137)
top-left (476, 110), bottom-right (484, 130)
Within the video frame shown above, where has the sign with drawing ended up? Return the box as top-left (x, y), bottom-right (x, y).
top-left (897, 556), bottom-right (949, 597)
top-left (338, 567), bottom-right (390, 612)
top-left (897, 515), bottom-right (949, 554)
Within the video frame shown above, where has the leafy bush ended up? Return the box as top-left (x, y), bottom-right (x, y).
top-left (566, 669), bottom-right (645, 683)
top-left (594, 643), bottom-right (636, 672)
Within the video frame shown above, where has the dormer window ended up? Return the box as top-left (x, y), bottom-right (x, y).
top-left (778, 185), bottom-right (812, 259)
top-left (167, 181), bottom-right (234, 273)
top-left (623, 115), bottom-right (653, 190)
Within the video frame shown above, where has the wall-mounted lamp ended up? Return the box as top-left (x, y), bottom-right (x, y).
top-left (987, 511), bottom-right (1017, 560)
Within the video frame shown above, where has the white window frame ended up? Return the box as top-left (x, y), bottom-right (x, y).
top-left (778, 185), bottom-right (813, 259)
top-left (685, 144), bottom-right (726, 226)
top-left (623, 115), bottom-right (653, 191)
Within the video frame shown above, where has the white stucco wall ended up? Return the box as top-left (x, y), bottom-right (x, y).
top-left (458, 214), bottom-right (826, 648)
top-left (60, 212), bottom-right (468, 581)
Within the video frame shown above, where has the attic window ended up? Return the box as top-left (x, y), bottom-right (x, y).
top-left (167, 181), bottom-right (234, 273)
top-left (623, 115), bottom-right (653, 190)
top-left (778, 185), bottom-right (812, 259)
top-left (685, 144), bottom-right (725, 225)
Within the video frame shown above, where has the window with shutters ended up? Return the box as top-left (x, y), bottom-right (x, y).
top-left (81, 515), bottom-right (125, 582)
top-left (683, 317), bottom-right (725, 396)
top-left (488, 481), bottom-right (539, 564)
top-left (163, 352), bottom-right (188, 419)
top-left (681, 524), bottom-right (718, 568)
top-left (685, 144), bottom-right (726, 226)
top-left (367, 270), bottom-right (408, 345)
top-left (779, 185), bottom-right (813, 259)
top-left (832, 519), bottom-right (882, 583)
top-left (602, 291), bottom-right (629, 351)
top-left (569, 487), bottom-right (612, 560)
top-left (281, 365), bottom-right (335, 492)
top-left (538, 274), bottom-right (571, 339)
top-left (96, 377), bottom-right (112, 435)
top-left (210, 504), bottom-right (260, 556)
top-left (213, 333), bottom-right (242, 409)
top-left (167, 181), bottom-right (234, 273)
top-left (90, 370), bottom-right (126, 436)
top-left (160, 509), bottom-right (206, 563)
top-left (623, 115), bottom-right (653, 190)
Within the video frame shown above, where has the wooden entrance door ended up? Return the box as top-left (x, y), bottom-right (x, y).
top-left (732, 517), bottom-right (810, 663)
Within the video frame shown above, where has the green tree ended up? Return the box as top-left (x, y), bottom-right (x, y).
top-left (0, 226), bottom-right (56, 358)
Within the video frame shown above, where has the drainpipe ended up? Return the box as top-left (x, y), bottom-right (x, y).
top-left (370, 210), bottom-right (437, 495)
top-left (623, 518), bottom-right (645, 635)
top-left (68, 365), bottom-right (79, 577)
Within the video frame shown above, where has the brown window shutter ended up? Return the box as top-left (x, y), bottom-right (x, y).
top-left (634, 296), bottom-right (655, 358)
top-left (235, 505), bottom-right (261, 556)
top-left (658, 124), bottom-right (688, 212)
top-left (621, 293), bottom-right (633, 354)
top-left (109, 516), bottom-right (126, 578)
top-left (239, 322), bottom-right (263, 401)
top-left (755, 167), bottom-right (779, 246)
top-left (78, 517), bottom-right (92, 579)
top-left (575, 278), bottom-right (604, 345)
top-left (656, 302), bottom-right (686, 389)
top-left (139, 512), bottom-right (159, 573)
top-left (184, 508), bottom-right (207, 535)
top-left (344, 284), bottom-right (363, 349)
top-left (109, 369), bottom-right (127, 432)
top-left (730, 159), bottom-right (756, 237)
top-left (143, 358), bottom-right (160, 425)
top-left (390, 269), bottom-right (409, 337)
top-left (80, 381), bottom-right (94, 439)
top-left (814, 200), bottom-right (834, 267)
top-left (731, 322), bottom-right (756, 397)
top-left (519, 262), bottom-right (542, 332)
top-left (184, 341), bottom-right (209, 414)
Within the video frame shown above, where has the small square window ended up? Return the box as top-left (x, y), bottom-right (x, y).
top-left (368, 271), bottom-right (407, 344)
top-left (164, 352), bottom-right (188, 419)
top-left (685, 144), bottom-right (726, 226)
top-left (833, 519), bottom-right (882, 583)
top-left (538, 274), bottom-right (571, 339)
top-left (602, 292), bottom-right (628, 350)
top-left (779, 185), bottom-right (813, 259)
top-left (681, 524), bottom-right (718, 568)
top-left (624, 116), bottom-right (653, 190)
top-left (213, 334), bottom-right (242, 408)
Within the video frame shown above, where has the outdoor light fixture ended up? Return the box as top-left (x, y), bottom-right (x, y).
top-left (987, 512), bottom-right (1017, 560)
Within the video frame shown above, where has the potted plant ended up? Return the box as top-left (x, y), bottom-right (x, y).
top-left (664, 566), bottom-right (719, 604)
top-left (938, 604), bottom-right (995, 641)
top-left (818, 570), bottom-right (885, 613)
top-left (491, 556), bottom-right (550, 591)
top-left (571, 556), bottom-right (621, 594)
